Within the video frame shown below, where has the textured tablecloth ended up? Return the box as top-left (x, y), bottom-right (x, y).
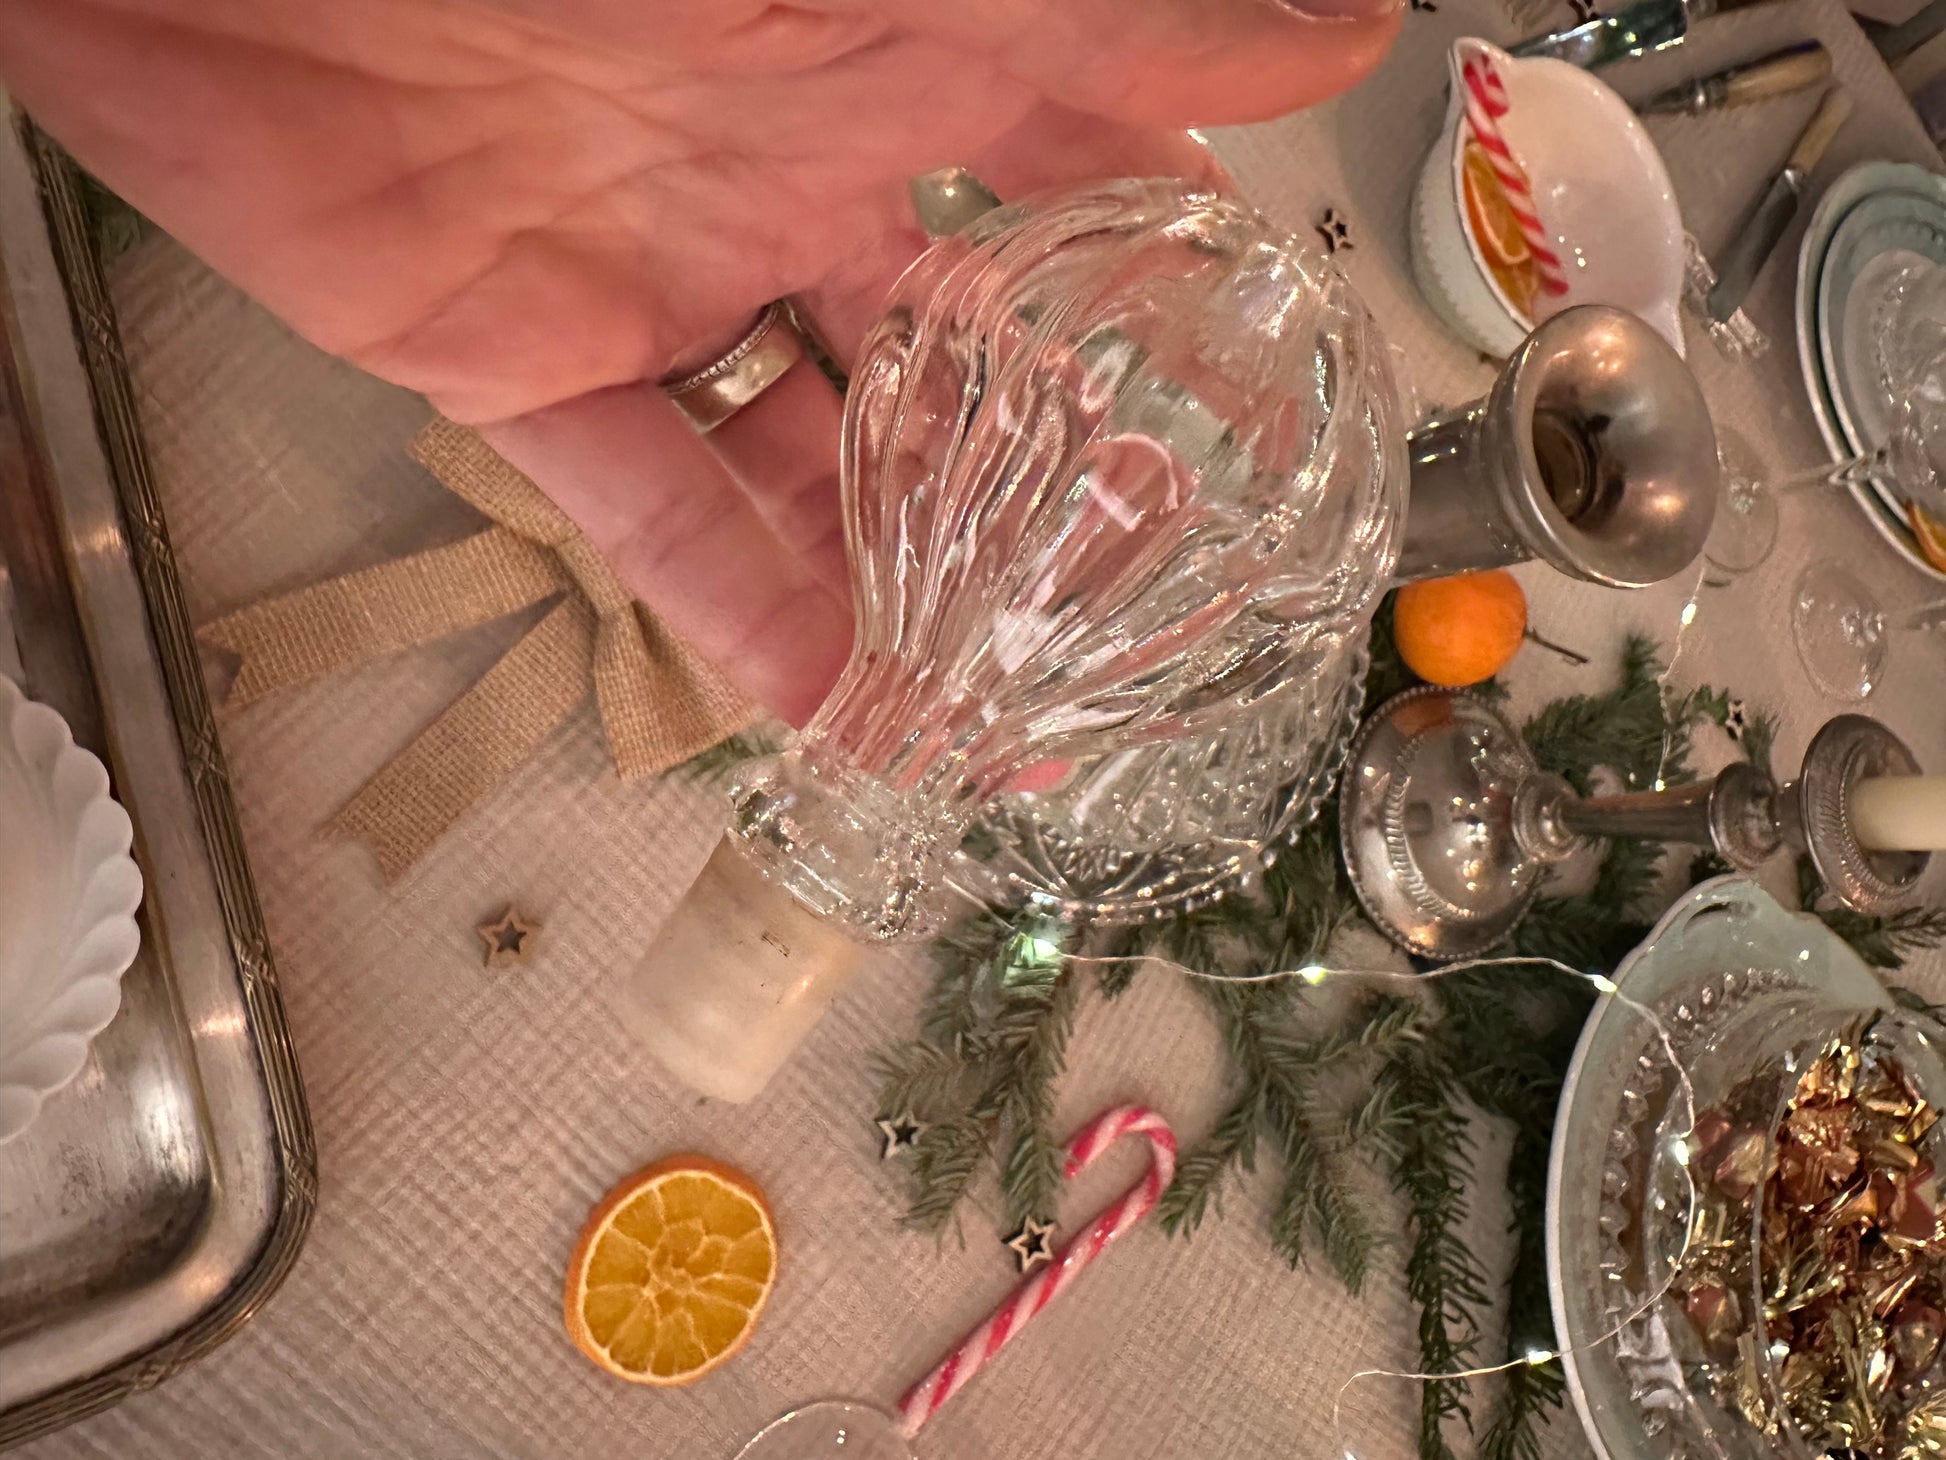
top-left (20, 2), bottom-right (1945, 1456)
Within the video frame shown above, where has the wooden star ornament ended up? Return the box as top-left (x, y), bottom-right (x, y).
top-left (876, 1112), bottom-right (926, 1160)
top-left (1315, 208), bottom-right (1355, 256)
top-left (1003, 1216), bottom-right (1057, 1274)
top-left (478, 907), bottom-right (540, 968)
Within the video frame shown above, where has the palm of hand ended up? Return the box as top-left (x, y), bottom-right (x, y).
top-left (3, 0), bottom-right (1396, 719)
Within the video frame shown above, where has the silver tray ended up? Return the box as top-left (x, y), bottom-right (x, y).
top-left (0, 110), bottom-right (314, 1445)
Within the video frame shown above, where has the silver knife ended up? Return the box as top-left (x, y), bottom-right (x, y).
top-left (1705, 87), bottom-right (1852, 323)
top-left (1510, 0), bottom-right (1770, 69)
top-left (1639, 40), bottom-right (1830, 116)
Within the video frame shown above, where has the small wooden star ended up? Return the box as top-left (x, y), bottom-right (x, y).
top-left (1568, 0), bottom-right (1602, 21)
top-left (1724, 699), bottom-right (1749, 742)
top-left (1003, 1216), bottom-right (1057, 1274)
top-left (478, 907), bottom-right (540, 968)
top-left (1315, 207), bottom-right (1355, 256)
top-left (876, 1112), bottom-right (926, 1159)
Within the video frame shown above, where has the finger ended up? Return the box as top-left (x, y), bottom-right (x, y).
top-left (799, 110), bottom-right (1237, 362)
top-left (916, 0), bottom-right (1403, 128)
top-left (478, 387), bottom-right (852, 725)
top-left (703, 361), bottom-right (852, 596)
top-left (970, 105), bottom-right (1234, 200)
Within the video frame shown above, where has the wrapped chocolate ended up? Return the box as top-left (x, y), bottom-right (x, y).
top-left (1672, 1014), bottom-right (1946, 1459)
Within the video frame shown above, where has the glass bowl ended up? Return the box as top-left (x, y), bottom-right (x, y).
top-left (1546, 876), bottom-right (1902, 1460)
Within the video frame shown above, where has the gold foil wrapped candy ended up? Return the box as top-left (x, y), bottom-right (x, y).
top-left (1673, 1018), bottom-right (1946, 1459)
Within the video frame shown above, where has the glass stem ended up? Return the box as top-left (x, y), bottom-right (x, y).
top-left (1773, 442), bottom-right (1890, 496)
top-left (1902, 596), bottom-right (1946, 633)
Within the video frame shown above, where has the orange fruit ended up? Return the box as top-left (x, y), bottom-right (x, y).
top-left (1393, 570), bottom-right (1528, 687)
top-left (563, 1155), bottom-right (777, 1386)
top-left (1461, 140), bottom-right (1531, 270)
top-left (1909, 501), bottom-right (1946, 575)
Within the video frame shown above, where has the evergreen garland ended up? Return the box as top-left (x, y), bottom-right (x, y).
top-left (853, 627), bottom-right (1943, 1459)
top-left (682, 621), bottom-right (1944, 1460)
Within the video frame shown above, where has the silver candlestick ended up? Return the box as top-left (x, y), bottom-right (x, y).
top-left (1338, 686), bottom-right (1931, 961)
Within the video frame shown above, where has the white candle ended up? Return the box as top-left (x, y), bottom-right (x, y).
top-left (1850, 775), bottom-right (1946, 851)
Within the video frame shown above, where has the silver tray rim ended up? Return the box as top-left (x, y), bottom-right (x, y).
top-left (0, 116), bottom-right (316, 1449)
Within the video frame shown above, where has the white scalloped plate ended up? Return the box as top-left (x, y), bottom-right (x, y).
top-left (0, 674), bottom-right (143, 1144)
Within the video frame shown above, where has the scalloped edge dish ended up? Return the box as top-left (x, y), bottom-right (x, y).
top-left (1794, 161), bottom-right (1946, 583)
top-left (0, 674), bottom-right (143, 1143)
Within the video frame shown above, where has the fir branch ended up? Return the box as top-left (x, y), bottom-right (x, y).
top-left (997, 968), bottom-right (1081, 1225)
top-left (1511, 835), bottom-right (1661, 971)
top-left (879, 911), bottom-right (1081, 1231)
top-left (1817, 903), bottom-right (1946, 970)
top-left (1739, 707), bottom-right (1779, 780)
top-left (1522, 634), bottom-right (1705, 794)
top-left (1158, 1086), bottom-right (1264, 1237)
top-left (1166, 977), bottom-right (1382, 1290)
top-left (1376, 1032), bottom-right (1488, 1460)
top-left (872, 1040), bottom-right (973, 1124)
top-left (1085, 923), bottom-right (1149, 1000)
top-left (1798, 855), bottom-right (1946, 969)
top-left (903, 1110), bottom-right (997, 1236)
top-left (671, 728), bottom-right (784, 782)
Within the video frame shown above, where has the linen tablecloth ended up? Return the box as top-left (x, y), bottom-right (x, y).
top-left (19, 1), bottom-right (1944, 1455)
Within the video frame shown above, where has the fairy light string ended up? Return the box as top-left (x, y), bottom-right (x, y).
top-left (1059, 949), bottom-right (1704, 1458)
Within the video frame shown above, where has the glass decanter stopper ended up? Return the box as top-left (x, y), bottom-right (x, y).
top-left (625, 178), bottom-right (1406, 1100)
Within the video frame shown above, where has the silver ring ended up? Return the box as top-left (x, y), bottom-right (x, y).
top-left (660, 301), bottom-right (805, 433)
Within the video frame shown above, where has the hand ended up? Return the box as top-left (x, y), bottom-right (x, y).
top-left (2, 0), bottom-right (1400, 722)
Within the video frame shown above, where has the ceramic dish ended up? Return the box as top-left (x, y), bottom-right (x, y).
top-left (1546, 877), bottom-right (1893, 1460)
top-left (1794, 160), bottom-right (1946, 582)
top-left (1412, 38), bottom-right (1686, 359)
top-left (0, 674), bottom-right (143, 1143)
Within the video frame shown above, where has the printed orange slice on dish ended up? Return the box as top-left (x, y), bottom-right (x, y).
top-left (1908, 501), bottom-right (1946, 574)
top-left (564, 1155), bottom-right (777, 1386)
top-left (1461, 139), bottom-right (1531, 270)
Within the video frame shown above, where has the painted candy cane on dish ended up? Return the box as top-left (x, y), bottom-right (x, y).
top-left (895, 1104), bottom-right (1177, 1437)
top-left (1460, 51), bottom-right (1572, 297)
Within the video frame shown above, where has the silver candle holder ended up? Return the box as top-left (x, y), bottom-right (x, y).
top-left (1338, 686), bottom-right (1931, 961)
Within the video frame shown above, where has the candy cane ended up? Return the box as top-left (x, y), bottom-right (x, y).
top-left (1459, 52), bottom-right (1571, 298)
top-left (895, 1105), bottom-right (1177, 1437)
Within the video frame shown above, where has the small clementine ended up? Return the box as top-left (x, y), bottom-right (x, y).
top-left (1392, 570), bottom-right (1528, 687)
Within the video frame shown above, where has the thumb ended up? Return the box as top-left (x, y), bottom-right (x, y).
top-left (920, 0), bottom-right (1403, 129)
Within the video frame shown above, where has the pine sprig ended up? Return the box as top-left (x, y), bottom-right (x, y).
top-left (1522, 634), bottom-right (1670, 793)
top-left (671, 728), bottom-right (784, 783)
top-left (1371, 1027), bottom-right (1488, 1460)
top-left (1158, 1086), bottom-right (1264, 1236)
top-left (996, 968), bottom-right (1081, 1226)
top-left (1798, 855), bottom-right (1946, 969)
top-left (877, 918), bottom-right (1079, 1233)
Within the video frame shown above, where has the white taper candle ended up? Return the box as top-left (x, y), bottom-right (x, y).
top-left (1850, 775), bottom-right (1946, 852)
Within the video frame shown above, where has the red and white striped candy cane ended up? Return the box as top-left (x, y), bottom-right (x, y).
top-left (1458, 46), bottom-right (1571, 298)
top-left (895, 1104), bottom-right (1177, 1437)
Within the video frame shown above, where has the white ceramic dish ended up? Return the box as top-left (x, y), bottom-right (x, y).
top-left (1794, 160), bottom-right (1946, 582)
top-left (0, 674), bottom-right (143, 1143)
top-left (1412, 38), bottom-right (1686, 359)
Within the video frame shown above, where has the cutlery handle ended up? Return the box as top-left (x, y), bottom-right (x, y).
top-left (1787, 86), bottom-right (1853, 174)
top-left (1723, 43), bottom-right (1832, 106)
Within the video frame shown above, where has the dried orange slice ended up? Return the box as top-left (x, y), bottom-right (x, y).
top-left (1909, 501), bottom-right (1946, 574)
top-left (1461, 140), bottom-right (1531, 270)
top-left (564, 1155), bottom-right (777, 1386)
